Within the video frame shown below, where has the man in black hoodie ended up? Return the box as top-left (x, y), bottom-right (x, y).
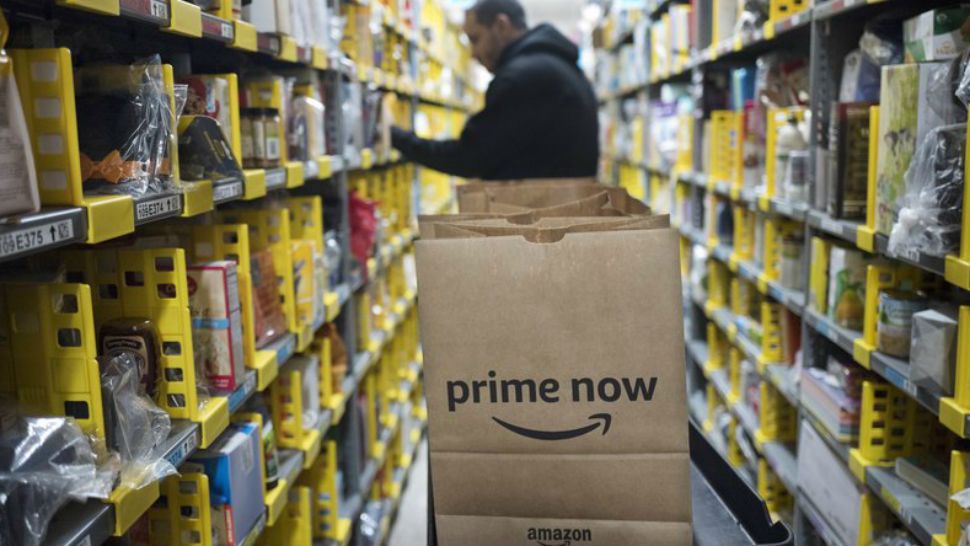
top-left (390, 0), bottom-right (599, 181)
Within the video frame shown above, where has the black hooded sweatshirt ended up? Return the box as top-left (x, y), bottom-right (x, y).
top-left (391, 24), bottom-right (599, 180)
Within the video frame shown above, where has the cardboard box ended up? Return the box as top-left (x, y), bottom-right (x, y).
top-left (417, 212), bottom-right (691, 545)
top-left (797, 420), bottom-right (864, 546)
top-left (875, 64), bottom-right (918, 236)
top-left (904, 7), bottom-right (970, 62)
top-left (191, 422), bottom-right (264, 546)
top-left (188, 261), bottom-right (245, 391)
top-left (910, 307), bottom-right (959, 395)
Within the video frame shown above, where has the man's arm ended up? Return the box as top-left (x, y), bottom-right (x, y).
top-left (391, 73), bottom-right (551, 178)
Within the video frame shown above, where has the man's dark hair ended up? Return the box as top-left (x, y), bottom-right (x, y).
top-left (468, 0), bottom-right (528, 30)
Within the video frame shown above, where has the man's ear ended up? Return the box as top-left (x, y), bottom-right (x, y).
top-left (493, 13), bottom-right (513, 33)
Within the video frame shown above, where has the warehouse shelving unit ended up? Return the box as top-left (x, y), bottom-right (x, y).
top-left (595, 0), bottom-right (970, 545)
top-left (0, 1), bottom-right (475, 545)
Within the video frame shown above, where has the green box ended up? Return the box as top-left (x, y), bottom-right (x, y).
top-left (904, 6), bottom-right (970, 62)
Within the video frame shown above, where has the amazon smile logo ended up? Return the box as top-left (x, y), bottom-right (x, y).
top-left (446, 372), bottom-right (657, 440)
top-left (528, 527), bottom-right (592, 545)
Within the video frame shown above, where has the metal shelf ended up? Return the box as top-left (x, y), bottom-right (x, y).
top-left (806, 210), bottom-right (862, 247)
top-left (0, 207), bottom-right (86, 263)
top-left (865, 466), bottom-right (945, 545)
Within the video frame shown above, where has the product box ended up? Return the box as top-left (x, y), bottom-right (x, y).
top-left (797, 420), bottom-right (864, 546)
top-left (827, 245), bottom-right (868, 331)
top-left (910, 307), bottom-right (959, 395)
top-left (191, 422), bottom-right (264, 546)
top-left (904, 7), bottom-right (970, 62)
top-left (827, 102), bottom-right (874, 220)
top-left (875, 64), bottom-right (918, 236)
top-left (181, 75), bottom-right (234, 148)
top-left (188, 261), bottom-right (245, 391)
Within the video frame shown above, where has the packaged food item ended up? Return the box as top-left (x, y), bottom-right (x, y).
top-left (0, 47), bottom-right (40, 218)
top-left (780, 229), bottom-right (805, 291)
top-left (876, 290), bottom-right (928, 358)
top-left (827, 246), bottom-right (869, 330)
top-left (187, 261), bottom-right (246, 391)
top-left (904, 7), bottom-right (970, 63)
top-left (251, 249), bottom-right (288, 348)
top-left (910, 306), bottom-right (960, 394)
top-left (245, 395), bottom-right (281, 491)
top-left (75, 56), bottom-right (177, 197)
top-left (98, 318), bottom-right (161, 398)
top-left (190, 422), bottom-right (265, 546)
top-left (291, 239), bottom-right (318, 329)
top-left (99, 352), bottom-right (176, 489)
top-left (322, 323), bottom-right (347, 394)
top-left (263, 109), bottom-right (282, 168)
top-left (177, 115), bottom-right (242, 183)
top-left (180, 75), bottom-right (233, 145)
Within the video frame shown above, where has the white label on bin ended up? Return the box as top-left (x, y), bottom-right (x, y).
top-left (136, 195), bottom-right (180, 222)
top-left (221, 22), bottom-right (234, 39)
top-left (0, 219), bottom-right (74, 258)
top-left (167, 430), bottom-right (200, 467)
top-left (213, 181), bottom-right (243, 202)
top-left (265, 168), bottom-right (286, 190)
top-left (150, 0), bottom-right (168, 20)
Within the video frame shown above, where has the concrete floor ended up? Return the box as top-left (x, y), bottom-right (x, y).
top-left (388, 439), bottom-right (428, 546)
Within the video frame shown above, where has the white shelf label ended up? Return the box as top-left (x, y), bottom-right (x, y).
top-left (0, 219), bottom-right (75, 258)
top-left (166, 430), bottom-right (200, 467)
top-left (213, 181), bottom-right (243, 202)
top-left (221, 22), bottom-right (234, 39)
top-left (151, 0), bottom-right (168, 20)
top-left (136, 195), bottom-right (180, 222)
top-left (265, 169), bottom-right (287, 190)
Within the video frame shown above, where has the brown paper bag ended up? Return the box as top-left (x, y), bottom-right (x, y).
top-left (417, 216), bottom-right (692, 546)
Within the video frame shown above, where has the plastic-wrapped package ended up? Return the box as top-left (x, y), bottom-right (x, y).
top-left (689, 244), bottom-right (709, 303)
top-left (0, 416), bottom-right (115, 546)
top-left (100, 352), bottom-right (176, 490)
top-left (75, 55), bottom-right (179, 197)
top-left (251, 249), bottom-right (288, 348)
top-left (734, 0), bottom-right (769, 36)
top-left (871, 531), bottom-right (921, 546)
top-left (888, 124), bottom-right (965, 258)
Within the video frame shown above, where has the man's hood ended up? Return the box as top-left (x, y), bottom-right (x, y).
top-left (497, 24), bottom-right (579, 70)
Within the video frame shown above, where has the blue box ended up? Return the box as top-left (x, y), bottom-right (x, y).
top-left (191, 422), bottom-right (264, 546)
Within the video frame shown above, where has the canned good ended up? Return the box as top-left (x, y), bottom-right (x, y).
top-left (876, 290), bottom-right (928, 358)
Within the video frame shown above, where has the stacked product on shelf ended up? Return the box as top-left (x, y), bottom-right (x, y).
top-left (594, 1), bottom-right (970, 545)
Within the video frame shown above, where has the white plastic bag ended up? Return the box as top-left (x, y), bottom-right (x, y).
top-left (0, 417), bottom-right (115, 546)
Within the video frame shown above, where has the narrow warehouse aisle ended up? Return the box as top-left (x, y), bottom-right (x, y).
top-left (389, 440), bottom-right (429, 546)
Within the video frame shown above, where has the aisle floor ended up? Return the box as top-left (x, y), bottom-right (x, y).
top-left (389, 439), bottom-right (428, 546)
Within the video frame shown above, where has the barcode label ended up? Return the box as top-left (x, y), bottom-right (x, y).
top-left (221, 22), bottom-right (234, 39)
top-left (265, 168), bottom-right (286, 189)
top-left (166, 430), bottom-right (200, 466)
top-left (151, 0), bottom-right (168, 20)
top-left (0, 219), bottom-right (74, 258)
top-left (136, 195), bottom-right (180, 222)
top-left (213, 181), bottom-right (243, 202)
